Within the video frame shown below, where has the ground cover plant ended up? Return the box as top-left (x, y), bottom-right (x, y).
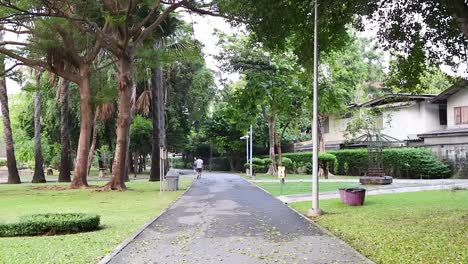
top-left (0, 179), bottom-right (191, 263)
top-left (291, 190), bottom-right (468, 263)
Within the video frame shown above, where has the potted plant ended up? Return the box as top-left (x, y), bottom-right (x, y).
top-left (339, 188), bottom-right (366, 206)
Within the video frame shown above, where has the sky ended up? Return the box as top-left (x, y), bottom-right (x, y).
top-left (4, 13), bottom-right (467, 94)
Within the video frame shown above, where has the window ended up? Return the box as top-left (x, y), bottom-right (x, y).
top-left (439, 104), bottom-right (447, 125)
top-left (455, 106), bottom-right (468, 125)
top-left (322, 117), bottom-right (329, 134)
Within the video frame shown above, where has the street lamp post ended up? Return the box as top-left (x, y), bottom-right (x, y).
top-left (249, 125), bottom-right (253, 178)
top-left (240, 135), bottom-right (250, 176)
top-left (307, 0), bottom-right (323, 217)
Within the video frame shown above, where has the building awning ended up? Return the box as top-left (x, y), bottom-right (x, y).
top-left (418, 127), bottom-right (468, 138)
top-left (359, 94), bottom-right (436, 107)
top-left (431, 80), bottom-right (468, 104)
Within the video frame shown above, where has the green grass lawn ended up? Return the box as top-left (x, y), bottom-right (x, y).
top-left (0, 179), bottom-right (191, 264)
top-left (256, 181), bottom-right (361, 196)
top-left (291, 190), bottom-right (468, 263)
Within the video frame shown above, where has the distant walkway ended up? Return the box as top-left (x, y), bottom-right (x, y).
top-left (279, 181), bottom-right (468, 204)
top-left (104, 172), bottom-right (371, 264)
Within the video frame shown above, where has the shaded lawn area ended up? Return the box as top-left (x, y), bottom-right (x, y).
top-left (256, 181), bottom-right (361, 196)
top-left (0, 179), bottom-right (191, 264)
top-left (291, 190), bottom-right (468, 263)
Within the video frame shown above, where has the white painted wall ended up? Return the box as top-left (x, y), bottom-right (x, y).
top-left (447, 88), bottom-right (468, 128)
top-left (324, 100), bottom-right (444, 143)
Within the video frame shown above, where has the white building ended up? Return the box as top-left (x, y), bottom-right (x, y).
top-left (321, 94), bottom-right (445, 149)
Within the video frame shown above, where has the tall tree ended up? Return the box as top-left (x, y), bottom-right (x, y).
top-left (31, 69), bottom-right (45, 183)
top-left (219, 35), bottom-right (307, 174)
top-left (58, 77), bottom-right (71, 182)
top-left (0, 30), bottom-right (20, 184)
top-left (0, 3), bottom-right (104, 188)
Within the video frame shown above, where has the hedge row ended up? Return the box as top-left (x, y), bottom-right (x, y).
top-left (292, 148), bottom-right (450, 179)
top-left (0, 213), bottom-right (100, 237)
top-left (258, 153), bottom-right (338, 174)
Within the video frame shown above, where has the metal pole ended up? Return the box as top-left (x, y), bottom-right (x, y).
top-left (210, 141), bottom-right (213, 172)
top-left (245, 137), bottom-right (249, 175)
top-left (159, 147), bottom-right (162, 193)
top-left (308, 0), bottom-right (322, 217)
top-left (249, 125), bottom-right (253, 178)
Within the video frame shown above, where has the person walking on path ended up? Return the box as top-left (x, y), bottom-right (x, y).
top-left (194, 157), bottom-right (204, 179)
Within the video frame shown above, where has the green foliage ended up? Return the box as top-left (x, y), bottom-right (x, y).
top-left (328, 148), bottom-right (451, 179)
top-left (130, 115), bottom-right (152, 156)
top-left (281, 157), bottom-right (293, 169)
top-left (172, 157), bottom-right (186, 169)
top-left (209, 157), bottom-right (231, 171)
top-left (262, 158), bottom-right (272, 166)
top-left (0, 213), bottom-right (100, 237)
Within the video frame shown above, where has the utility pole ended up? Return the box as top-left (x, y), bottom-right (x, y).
top-left (249, 124), bottom-right (253, 177)
top-left (307, 0), bottom-right (323, 217)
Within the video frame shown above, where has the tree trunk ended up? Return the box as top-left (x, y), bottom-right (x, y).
top-left (266, 114), bottom-right (277, 175)
top-left (105, 56), bottom-right (133, 191)
top-left (276, 122), bottom-right (290, 168)
top-left (71, 65), bottom-right (92, 188)
top-left (149, 67), bottom-right (163, 181)
top-left (0, 48), bottom-right (20, 184)
top-left (32, 71), bottom-right (45, 183)
top-left (58, 78), bottom-right (71, 182)
top-left (86, 115), bottom-right (98, 177)
top-left (318, 114), bottom-right (327, 179)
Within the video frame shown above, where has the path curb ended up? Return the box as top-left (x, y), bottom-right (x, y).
top-left (97, 179), bottom-right (195, 264)
top-left (240, 175), bottom-right (374, 264)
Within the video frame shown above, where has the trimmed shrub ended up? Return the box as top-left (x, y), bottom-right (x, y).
top-left (281, 157), bottom-right (293, 169)
top-left (328, 148), bottom-right (451, 179)
top-left (0, 213), bottom-right (100, 237)
top-left (262, 158), bottom-right (272, 166)
top-left (260, 152), bottom-right (338, 174)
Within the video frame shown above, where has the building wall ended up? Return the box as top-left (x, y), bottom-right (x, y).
top-left (382, 101), bottom-right (445, 140)
top-left (323, 100), bottom-right (443, 144)
top-left (447, 88), bottom-right (468, 128)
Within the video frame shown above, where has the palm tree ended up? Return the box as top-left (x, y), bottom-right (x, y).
top-left (0, 29), bottom-right (20, 184)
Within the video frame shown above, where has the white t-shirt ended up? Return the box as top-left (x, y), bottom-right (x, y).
top-left (195, 159), bottom-right (204, 169)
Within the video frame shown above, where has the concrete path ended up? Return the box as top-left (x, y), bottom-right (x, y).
top-left (278, 181), bottom-right (468, 204)
top-left (106, 172), bottom-right (371, 264)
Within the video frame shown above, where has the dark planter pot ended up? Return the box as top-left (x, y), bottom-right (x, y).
top-left (339, 188), bottom-right (366, 206)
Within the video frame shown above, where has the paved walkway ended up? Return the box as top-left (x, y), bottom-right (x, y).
top-left (106, 172), bottom-right (371, 264)
top-left (278, 181), bottom-right (468, 203)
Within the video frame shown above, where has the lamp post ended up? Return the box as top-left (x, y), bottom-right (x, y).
top-left (249, 125), bottom-right (253, 178)
top-left (240, 135), bottom-right (250, 176)
top-left (307, 0), bottom-right (323, 217)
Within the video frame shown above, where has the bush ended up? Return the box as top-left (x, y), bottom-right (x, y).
top-left (281, 157), bottom-right (293, 169)
top-left (172, 157), bottom-right (186, 169)
top-left (259, 153), bottom-right (338, 174)
top-left (262, 158), bottom-right (272, 166)
top-left (0, 213), bottom-right (100, 237)
top-left (328, 148), bottom-right (451, 179)
top-left (209, 157), bottom-right (231, 171)
top-left (0, 159), bottom-right (6, 167)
